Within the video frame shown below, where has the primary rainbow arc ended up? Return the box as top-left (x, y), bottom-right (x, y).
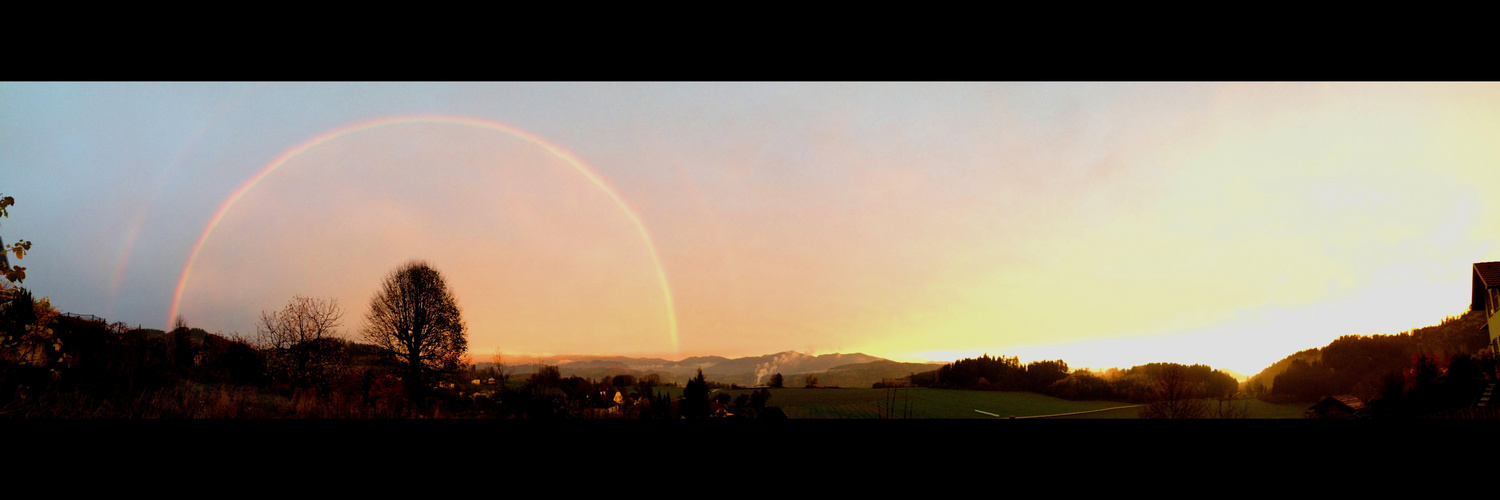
top-left (167, 114), bottom-right (681, 353)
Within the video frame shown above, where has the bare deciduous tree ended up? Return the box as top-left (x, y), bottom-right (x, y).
top-left (490, 347), bottom-right (511, 391)
top-left (257, 296), bottom-right (343, 348)
top-left (1139, 364), bottom-right (1208, 419)
top-left (257, 295), bottom-right (346, 388)
top-left (1212, 397), bottom-right (1249, 418)
top-left (362, 261), bottom-right (467, 397)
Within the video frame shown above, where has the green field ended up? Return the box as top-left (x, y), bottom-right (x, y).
top-left (712, 388), bottom-right (1310, 419)
top-left (1234, 398), bottom-right (1313, 419)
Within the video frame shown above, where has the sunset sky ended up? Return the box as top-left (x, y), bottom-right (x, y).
top-left (4, 82), bottom-right (1500, 376)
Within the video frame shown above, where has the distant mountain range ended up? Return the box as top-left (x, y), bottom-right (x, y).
top-left (477, 351), bottom-right (945, 388)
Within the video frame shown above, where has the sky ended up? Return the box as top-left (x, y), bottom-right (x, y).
top-left (4, 82), bottom-right (1500, 376)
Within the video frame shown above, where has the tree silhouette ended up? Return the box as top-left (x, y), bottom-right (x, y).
top-left (0, 286), bottom-right (51, 366)
top-left (749, 388), bottom-right (771, 409)
top-left (1, 194), bottom-right (33, 283)
top-left (1139, 364), bottom-right (1208, 419)
top-left (682, 368), bottom-right (709, 418)
top-left (171, 316), bottom-right (195, 370)
top-left (0, 193), bottom-right (57, 372)
top-left (361, 261), bottom-right (468, 399)
top-left (257, 296), bottom-right (346, 388)
top-left (489, 348), bottom-right (512, 392)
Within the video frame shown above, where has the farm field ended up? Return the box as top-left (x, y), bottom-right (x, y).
top-left (1238, 399), bottom-right (1312, 419)
top-left (713, 388), bottom-right (1311, 419)
top-left (716, 387), bottom-right (1125, 419)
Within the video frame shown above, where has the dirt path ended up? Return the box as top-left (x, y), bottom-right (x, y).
top-left (975, 404), bottom-right (1143, 419)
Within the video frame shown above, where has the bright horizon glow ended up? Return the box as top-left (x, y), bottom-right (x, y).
top-left (11, 83), bottom-right (1500, 378)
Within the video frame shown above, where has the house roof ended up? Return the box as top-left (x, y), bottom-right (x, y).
top-left (1476, 262), bottom-right (1500, 288)
top-left (1310, 395), bottom-right (1366, 413)
top-left (1471, 262), bottom-right (1500, 312)
top-left (1330, 395), bottom-right (1365, 410)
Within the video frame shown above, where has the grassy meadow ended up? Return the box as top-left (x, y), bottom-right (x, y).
top-left (711, 387), bottom-right (1310, 419)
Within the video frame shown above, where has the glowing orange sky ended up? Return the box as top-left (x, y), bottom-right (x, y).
top-left (11, 82), bottom-right (1500, 376)
top-left (179, 119), bottom-right (676, 358)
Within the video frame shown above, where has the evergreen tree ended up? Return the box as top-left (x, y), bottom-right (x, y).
top-left (682, 368), bottom-right (709, 418)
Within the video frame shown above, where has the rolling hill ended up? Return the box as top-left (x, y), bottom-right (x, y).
top-left (478, 351), bottom-right (944, 387)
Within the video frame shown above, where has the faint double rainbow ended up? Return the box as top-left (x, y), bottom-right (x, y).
top-left (167, 114), bottom-right (680, 353)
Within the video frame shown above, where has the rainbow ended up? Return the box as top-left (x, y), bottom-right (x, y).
top-left (167, 114), bottom-right (680, 352)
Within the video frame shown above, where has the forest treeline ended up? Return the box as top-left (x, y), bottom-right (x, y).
top-left (907, 354), bottom-right (1238, 404)
top-left (0, 307), bottom-right (779, 418)
top-left (8, 303), bottom-right (1494, 419)
top-left (1244, 309), bottom-right (1497, 416)
top-left (0, 310), bottom-right (440, 417)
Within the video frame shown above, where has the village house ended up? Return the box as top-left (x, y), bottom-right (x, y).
top-left (1471, 261), bottom-right (1500, 351)
top-left (1307, 395), bottom-right (1366, 418)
